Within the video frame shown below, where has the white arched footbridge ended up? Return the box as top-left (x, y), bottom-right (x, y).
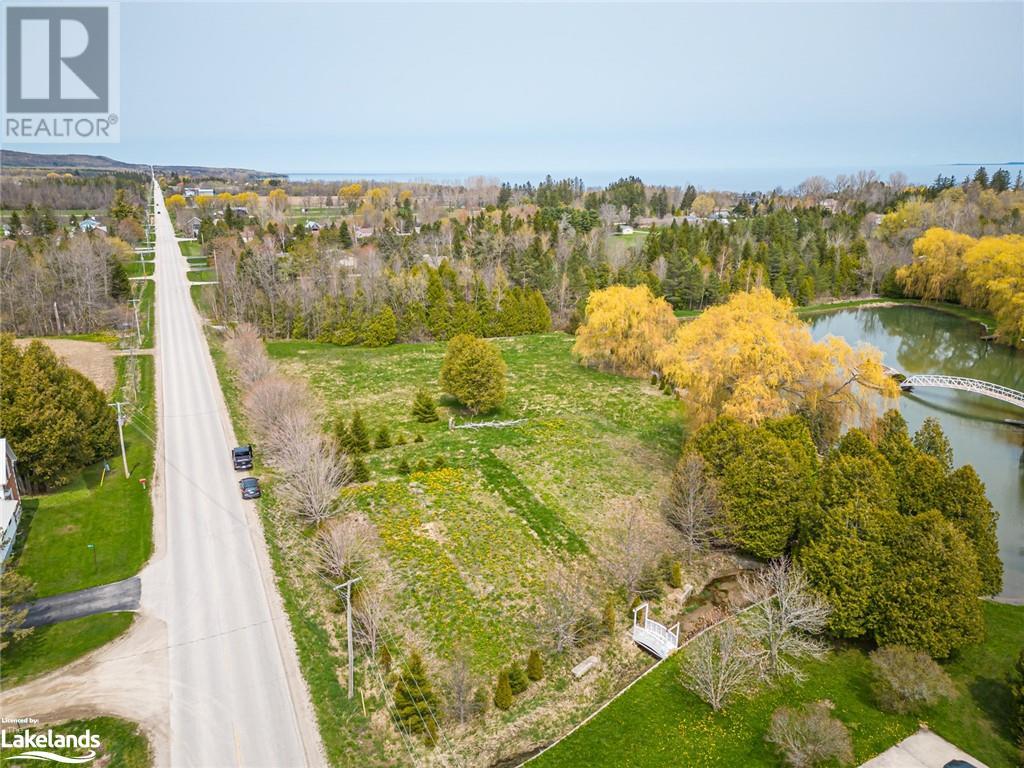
top-left (900, 374), bottom-right (1024, 410)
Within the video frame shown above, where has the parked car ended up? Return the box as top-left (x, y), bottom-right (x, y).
top-left (239, 477), bottom-right (261, 500)
top-left (231, 444), bottom-right (254, 471)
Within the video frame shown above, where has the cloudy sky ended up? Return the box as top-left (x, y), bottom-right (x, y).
top-left (12, 1), bottom-right (1024, 176)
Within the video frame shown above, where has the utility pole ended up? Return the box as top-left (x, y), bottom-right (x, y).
top-left (129, 298), bottom-right (142, 348)
top-left (110, 401), bottom-right (130, 476)
top-left (332, 576), bottom-right (361, 699)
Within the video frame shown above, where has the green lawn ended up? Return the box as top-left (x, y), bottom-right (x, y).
top-left (179, 240), bottom-right (201, 259)
top-left (533, 602), bottom-right (1023, 768)
top-left (123, 259), bottom-right (154, 278)
top-left (0, 715), bottom-right (151, 767)
top-left (13, 355), bottom-right (155, 597)
top-left (186, 268), bottom-right (217, 282)
top-left (0, 613), bottom-right (134, 687)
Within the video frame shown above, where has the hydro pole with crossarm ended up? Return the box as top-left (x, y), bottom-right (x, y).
top-left (110, 401), bottom-right (130, 476)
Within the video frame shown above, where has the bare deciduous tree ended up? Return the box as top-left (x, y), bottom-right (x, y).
top-left (534, 564), bottom-right (595, 654)
top-left (679, 621), bottom-right (757, 711)
top-left (663, 453), bottom-right (721, 552)
top-left (276, 433), bottom-right (350, 524)
top-left (599, 505), bottom-right (664, 601)
top-left (224, 323), bottom-right (273, 387)
top-left (443, 646), bottom-right (485, 725)
top-left (741, 557), bottom-right (830, 680)
top-left (313, 513), bottom-right (377, 581)
top-left (766, 701), bottom-right (854, 768)
top-left (351, 580), bottom-right (389, 659)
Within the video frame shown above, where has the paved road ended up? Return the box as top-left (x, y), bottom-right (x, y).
top-left (150, 181), bottom-right (320, 767)
top-left (18, 578), bottom-right (140, 628)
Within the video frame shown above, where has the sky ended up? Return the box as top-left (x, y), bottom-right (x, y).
top-left (10, 1), bottom-right (1024, 177)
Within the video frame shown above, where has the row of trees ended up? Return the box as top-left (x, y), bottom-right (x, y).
top-left (894, 227), bottom-right (1024, 347)
top-left (674, 410), bottom-right (1001, 658)
top-left (0, 336), bottom-right (118, 490)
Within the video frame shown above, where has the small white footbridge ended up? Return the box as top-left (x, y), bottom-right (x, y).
top-left (891, 369), bottom-right (1024, 412)
top-left (632, 598), bottom-right (685, 659)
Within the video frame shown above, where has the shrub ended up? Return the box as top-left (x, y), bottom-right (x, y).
top-left (363, 306), bottom-right (398, 347)
top-left (439, 334), bottom-right (507, 414)
top-left (527, 650), bottom-right (544, 681)
top-left (670, 561), bottom-right (684, 589)
top-left (603, 597), bottom-right (617, 635)
top-left (508, 663), bottom-right (529, 695)
top-left (869, 645), bottom-right (957, 714)
top-left (394, 433), bottom-right (407, 446)
top-left (766, 701), bottom-right (853, 768)
top-left (415, 458), bottom-right (430, 473)
top-left (494, 670), bottom-right (513, 710)
top-left (374, 427), bottom-right (391, 450)
top-left (412, 388), bottom-right (440, 423)
top-left (433, 456), bottom-right (446, 469)
top-left (397, 458), bottom-right (411, 475)
top-left (414, 434), bottom-right (424, 443)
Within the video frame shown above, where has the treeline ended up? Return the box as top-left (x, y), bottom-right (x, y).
top-left (0, 232), bottom-right (132, 336)
top-left (644, 208), bottom-right (868, 308)
top-left (0, 336), bottom-right (119, 491)
top-left (0, 172), bottom-right (147, 213)
top-left (892, 227), bottom-right (1024, 347)
top-left (683, 411), bottom-right (1000, 658)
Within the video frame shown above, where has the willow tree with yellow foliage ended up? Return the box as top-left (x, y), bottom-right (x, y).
top-left (657, 289), bottom-right (896, 444)
top-left (896, 228), bottom-right (1024, 348)
top-left (572, 285), bottom-right (678, 377)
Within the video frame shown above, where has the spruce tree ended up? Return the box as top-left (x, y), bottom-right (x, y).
top-left (351, 456), bottom-right (369, 482)
top-left (412, 388), bottom-right (439, 423)
top-left (526, 650), bottom-right (544, 681)
top-left (398, 458), bottom-right (411, 475)
top-left (494, 670), bottom-right (513, 710)
top-left (508, 663), bottom-right (529, 695)
top-left (333, 416), bottom-right (352, 453)
top-left (912, 417), bottom-right (953, 472)
top-left (374, 426), bottom-right (391, 450)
top-left (392, 652), bottom-right (439, 744)
top-left (349, 410), bottom-right (370, 453)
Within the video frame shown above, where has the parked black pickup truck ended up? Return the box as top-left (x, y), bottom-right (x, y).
top-left (231, 445), bottom-right (254, 471)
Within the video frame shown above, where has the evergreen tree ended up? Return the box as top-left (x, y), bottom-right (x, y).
top-left (398, 458), bottom-right (411, 475)
top-left (351, 456), bottom-right (369, 482)
top-left (912, 417), bottom-right (953, 472)
top-left (8, 211), bottom-right (21, 236)
top-left (392, 651), bottom-right (439, 744)
top-left (1010, 649), bottom-right (1024, 744)
top-left (527, 650), bottom-right (544, 681)
top-left (348, 411), bottom-right (370, 453)
top-left (940, 465), bottom-right (1002, 595)
top-left (374, 426), bottom-right (391, 450)
top-left (109, 259), bottom-right (130, 299)
top-left (333, 416), bottom-right (352, 453)
top-left (508, 663), bottom-right (529, 695)
top-left (364, 306), bottom-right (398, 347)
top-left (439, 334), bottom-right (507, 414)
top-left (494, 670), bottom-right (513, 710)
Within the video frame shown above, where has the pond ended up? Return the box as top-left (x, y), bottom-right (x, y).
top-left (809, 305), bottom-right (1024, 602)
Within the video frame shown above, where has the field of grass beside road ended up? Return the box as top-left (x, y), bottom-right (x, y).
top-left (533, 601), bottom-right (1023, 768)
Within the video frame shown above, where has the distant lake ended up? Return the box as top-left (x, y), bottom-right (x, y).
top-left (809, 306), bottom-right (1024, 602)
top-left (287, 164), bottom-right (1022, 192)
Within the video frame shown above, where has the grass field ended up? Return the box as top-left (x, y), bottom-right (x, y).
top-left (533, 602), bottom-right (1023, 768)
top-left (0, 613), bottom-right (134, 687)
top-left (0, 715), bottom-right (151, 767)
top-left (186, 268), bottom-right (217, 282)
top-left (179, 240), bottom-right (202, 259)
top-left (12, 354), bottom-right (155, 597)
top-left (269, 333), bottom-right (684, 671)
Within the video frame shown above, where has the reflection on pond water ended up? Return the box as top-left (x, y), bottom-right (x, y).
top-left (809, 306), bottom-right (1024, 601)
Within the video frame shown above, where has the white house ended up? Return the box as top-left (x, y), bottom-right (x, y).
top-left (0, 439), bottom-right (23, 567)
top-left (305, 220), bottom-right (321, 232)
top-left (79, 217), bottom-right (101, 232)
top-left (617, 224), bottom-right (635, 235)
